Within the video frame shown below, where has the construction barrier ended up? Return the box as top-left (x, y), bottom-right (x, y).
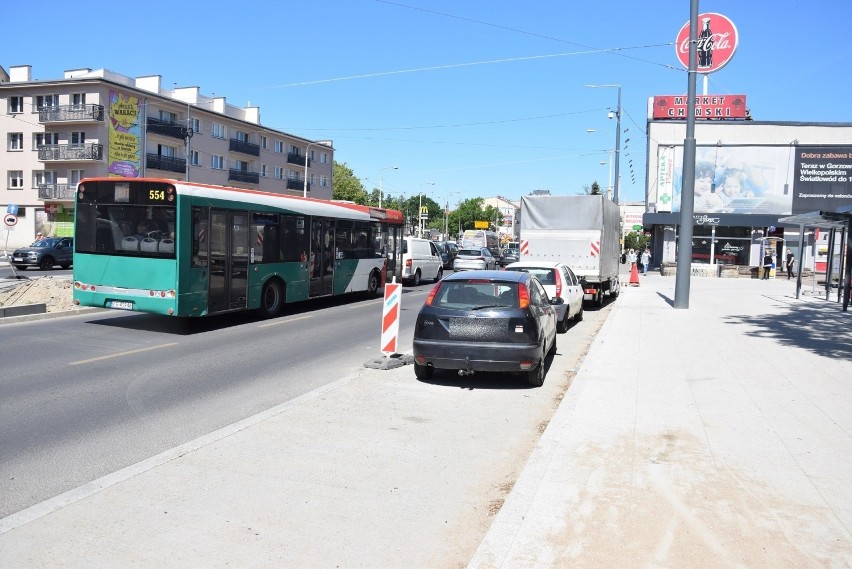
top-left (380, 279), bottom-right (401, 355)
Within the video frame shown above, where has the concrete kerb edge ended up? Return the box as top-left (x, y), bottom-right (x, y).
top-left (0, 307), bottom-right (106, 325)
top-left (466, 297), bottom-right (625, 568)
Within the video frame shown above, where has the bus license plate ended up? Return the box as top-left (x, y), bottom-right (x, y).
top-left (109, 301), bottom-right (134, 310)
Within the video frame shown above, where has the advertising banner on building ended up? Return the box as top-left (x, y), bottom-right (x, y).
top-left (675, 13), bottom-right (739, 73)
top-left (656, 146), bottom-right (675, 212)
top-left (792, 146), bottom-right (852, 213)
top-left (108, 91), bottom-right (142, 177)
top-left (652, 95), bottom-right (747, 119)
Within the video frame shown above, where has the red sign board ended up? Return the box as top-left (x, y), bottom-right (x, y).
top-left (652, 94), bottom-right (747, 119)
top-left (675, 13), bottom-right (738, 73)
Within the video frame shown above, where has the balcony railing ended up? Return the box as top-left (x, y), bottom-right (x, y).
top-left (287, 152), bottom-right (310, 167)
top-left (229, 168), bottom-right (260, 184)
top-left (147, 153), bottom-right (187, 174)
top-left (37, 184), bottom-right (77, 200)
top-left (286, 179), bottom-right (309, 192)
top-left (37, 144), bottom-right (102, 161)
top-left (147, 117), bottom-right (189, 140)
top-left (229, 138), bottom-right (260, 156)
top-left (38, 104), bottom-right (105, 123)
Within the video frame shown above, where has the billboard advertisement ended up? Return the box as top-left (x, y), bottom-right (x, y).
top-left (675, 13), bottom-right (739, 73)
top-left (652, 94), bottom-right (747, 120)
top-left (663, 144), bottom-right (852, 215)
top-left (108, 90), bottom-right (142, 177)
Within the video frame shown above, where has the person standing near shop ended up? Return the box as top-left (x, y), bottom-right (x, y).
top-left (641, 248), bottom-right (651, 275)
top-left (627, 249), bottom-right (637, 271)
top-left (762, 250), bottom-right (773, 280)
top-left (785, 248), bottom-right (795, 280)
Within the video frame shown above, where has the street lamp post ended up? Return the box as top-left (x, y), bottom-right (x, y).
top-left (378, 166), bottom-right (399, 208)
top-left (302, 141), bottom-right (330, 198)
top-left (419, 182), bottom-right (435, 238)
top-left (585, 84), bottom-right (622, 204)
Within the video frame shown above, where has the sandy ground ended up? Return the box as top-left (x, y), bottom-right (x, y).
top-left (0, 276), bottom-right (76, 313)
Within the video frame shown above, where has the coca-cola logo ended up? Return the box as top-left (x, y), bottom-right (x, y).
top-left (675, 13), bottom-right (738, 73)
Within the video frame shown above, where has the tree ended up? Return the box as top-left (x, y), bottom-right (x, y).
top-left (580, 181), bottom-right (603, 195)
top-left (332, 162), bottom-right (369, 204)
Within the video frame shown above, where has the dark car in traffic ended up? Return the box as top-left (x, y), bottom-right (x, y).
top-left (498, 241), bottom-right (520, 266)
top-left (412, 269), bottom-right (561, 386)
top-left (436, 241), bottom-right (459, 269)
top-left (11, 237), bottom-right (74, 270)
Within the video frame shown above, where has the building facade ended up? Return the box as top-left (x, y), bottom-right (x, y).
top-left (643, 114), bottom-right (852, 274)
top-left (1, 65), bottom-right (333, 247)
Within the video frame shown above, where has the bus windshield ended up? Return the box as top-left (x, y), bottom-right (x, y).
top-left (75, 180), bottom-right (176, 257)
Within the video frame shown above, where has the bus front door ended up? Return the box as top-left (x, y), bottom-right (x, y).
top-left (209, 209), bottom-right (249, 313)
top-left (310, 218), bottom-right (334, 298)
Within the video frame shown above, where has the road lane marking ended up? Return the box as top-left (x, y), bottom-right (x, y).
top-left (257, 314), bottom-right (312, 328)
top-left (69, 343), bottom-right (178, 366)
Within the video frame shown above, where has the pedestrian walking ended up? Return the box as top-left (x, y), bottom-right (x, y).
top-left (627, 249), bottom-right (637, 270)
top-left (762, 251), bottom-right (773, 280)
top-left (641, 248), bottom-right (651, 275)
top-left (785, 248), bottom-right (795, 280)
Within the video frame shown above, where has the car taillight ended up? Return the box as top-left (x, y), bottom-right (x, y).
top-left (425, 282), bottom-right (442, 306)
top-left (554, 270), bottom-right (562, 298)
top-left (518, 283), bottom-right (530, 308)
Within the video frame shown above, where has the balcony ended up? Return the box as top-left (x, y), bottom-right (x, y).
top-left (147, 117), bottom-right (189, 140)
top-left (147, 153), bottom-right (187, 174)
top-left (229, 138), bottom-right (260, 157)
top-left (286, 179), bottom-right (309, 192)
top-left (229, 168), bottom-right (260, 184)
top-left (37, 184), bottom-right (76, 200)
top-left (287, 152), bottom-right (310, 168)
top-left (37, 143), bottom-right (102, 162)
top-left (38, 104), bottom-right (105, 123)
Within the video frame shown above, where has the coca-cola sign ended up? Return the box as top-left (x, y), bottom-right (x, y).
top-left (675, 13), bottom-right (738, 73)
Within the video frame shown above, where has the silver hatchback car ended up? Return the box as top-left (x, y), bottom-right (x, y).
top-left (453, 247), bottom-right (497, 271)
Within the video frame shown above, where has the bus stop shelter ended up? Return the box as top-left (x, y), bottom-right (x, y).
top-left (778, 206), bottom-right (852, 311)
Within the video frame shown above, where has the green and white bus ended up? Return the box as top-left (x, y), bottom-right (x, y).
top-left (73, 177), bottom-right (404, 317)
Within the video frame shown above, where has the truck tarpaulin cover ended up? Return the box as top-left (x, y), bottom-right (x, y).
top-left (520, 195), bottom-right (613, 230)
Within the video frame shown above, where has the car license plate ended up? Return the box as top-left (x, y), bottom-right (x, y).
top-left (109, 300), bottom-right (134, 310)
top-left (12, 257), bottom-right (22, 262)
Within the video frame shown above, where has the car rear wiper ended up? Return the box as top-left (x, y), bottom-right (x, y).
top-left (469, 304), bottom-right (508, 310)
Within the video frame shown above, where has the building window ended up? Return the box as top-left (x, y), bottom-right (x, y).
top-left (274, 167), bottom-right (283, 180)
top-left (261, 164), bottom-right (267, 177)
top-left (191, 118), bottom-right (201, 135)
top-left (69, 170), bottom-right (84, 185)
top-left (9, 170), bottom-right (24, 189)
top-left (71, 93), bottom-right (87, 108)
top-left (212, 123), bottom-right (226, 139)
top-left (190, 150), bottom-right (200, 166)
top-left (211, 155), bottom-right (224, 169)
top-left (290, 144), bottom-right (301, 155)
top-left (158, 144), bottom-right (177, 158)
top-left (71, 131), bottom-right (86, 145)
top-left (35, 94), bottom-right (59, 110)
top-left (274, 140), bottom-right (284, 153)
top-left (8, 133), bottom-right (23, 151)
top-left (34, 132), bottom-right (59, 148)
top-left (8, 96), bottom-right (24, 114)
top-left (235, 160), bottom-right (249, 171)
top-left (159, 110), bottom-right (178, 123)
top-left (288, 169), bottom-right (300, 181)
top-left (236, 131), bottom-right (249, 143)
top-left (320, 152), bottom-right (329, 164)
top-left (321, 176), bottom-right (328, 188)
top-left (34, 170), bottom-right (57, 188)
top-left (260, 136), bottom-right (267, 150)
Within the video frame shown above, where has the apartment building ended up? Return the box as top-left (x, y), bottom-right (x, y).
top-left (0, 64), bottom-right (333, 248)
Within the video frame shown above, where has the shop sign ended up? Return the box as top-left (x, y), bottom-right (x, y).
top-left (652, 94), bottom-right (747, 119)
top-left (675, 13), bottom-right (738, 73)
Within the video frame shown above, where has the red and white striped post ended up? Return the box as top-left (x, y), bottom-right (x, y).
top-left (380, 278), bottom-right (401, 356)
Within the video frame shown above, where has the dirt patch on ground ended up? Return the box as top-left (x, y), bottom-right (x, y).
top-left (0, 276), bottom-right (76, 313)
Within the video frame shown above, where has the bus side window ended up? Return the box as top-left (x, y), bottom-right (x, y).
top-left (192, 207), bottom-right (209, 268)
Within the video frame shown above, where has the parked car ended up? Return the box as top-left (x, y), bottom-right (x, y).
top-left (503, 261), bottom-right (584, 332)
top-left (436, 241), bottom-right (459, 270)
top-left (413, 270), bottom-right (561, 386)
top-left (401, 236), bottom-right (443, 285)
top-left (453, 247), bottom-right (497, 272)
top-left (498, 241), bottom-right (521, 266)
top-left (11, 237), bottom-right (74, 270)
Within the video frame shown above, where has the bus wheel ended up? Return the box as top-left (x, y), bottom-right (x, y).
top-left (259, 279), bottom-right (284, 318)
top-left (367, 269), bottom-right (380, 296)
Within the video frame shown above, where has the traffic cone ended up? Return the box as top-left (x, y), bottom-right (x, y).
top-left (629, 263), bottom-right (640, 286)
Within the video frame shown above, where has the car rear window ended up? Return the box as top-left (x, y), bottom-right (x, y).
top-left (458, 249), bottom-right (482, 256)
top-left (505, 267), bottom-right (555, 285)
top-left (431, 280), bottom-right (517, 308)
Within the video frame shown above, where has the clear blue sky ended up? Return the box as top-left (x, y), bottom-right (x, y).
top-left (7, 0), bottom-right (851, 206)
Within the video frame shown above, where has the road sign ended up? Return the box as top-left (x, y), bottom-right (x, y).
top-left (6, 204), bottom-right (18, 215)
top-left (3, 213), bottom-right (18, 227)
top-left (474, 220), bottom-right (489, 229)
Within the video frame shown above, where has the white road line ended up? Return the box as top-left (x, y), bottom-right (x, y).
top-left (68, 343), bottom-right (178, 366)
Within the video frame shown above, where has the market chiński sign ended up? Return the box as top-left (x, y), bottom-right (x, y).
top-left (675, 12), bottom-right (738, 73)
top-left (652, 94), bottom-right (747, 119)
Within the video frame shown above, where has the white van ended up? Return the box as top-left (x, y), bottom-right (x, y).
top-left (401, 237), bottom-right (443, 286)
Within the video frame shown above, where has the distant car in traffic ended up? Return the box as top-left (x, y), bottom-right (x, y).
top-left (11, 237), bottom-right (74, 270)
top-left (503, 260), bottom-right (583, 332)
top-left (412, 269), bottom-right (561, 386)
top-left (453, 247), bottom-right (497, 271)
top-left (436, 241), bottom-right (459, 269)
top-left (498, 241), bottom-right (520, 266)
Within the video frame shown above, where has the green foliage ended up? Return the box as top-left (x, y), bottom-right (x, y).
top-left (623, 232), bottom-right (649, 252)
top-left (332, 162), bottom-right (369, 204)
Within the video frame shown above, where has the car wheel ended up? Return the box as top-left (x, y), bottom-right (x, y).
top-left (59, 263), bottom-right (71, 269)
top-left (367, 269), bottom-right (380, 296)
top-left (556, 311), bottom-right (569, 333)
top-left (14, 265), bottom-right (26, 271)
top-left (526, 355), bottom-right (545, 387)
top-left (595, 289), bottom-right (604, 307)
top-left (575, 305), bottom-right (584, 322)
top-left (39, 256), bottom-right (55, 270)
top-left (258, 279), bottom-right (284, 318)
top-left (414, 362), bottom-right (433, 380)
top-left (434, 268), bottom-right (443, 282)
top-left (412, 270), bottom-right (421, 286)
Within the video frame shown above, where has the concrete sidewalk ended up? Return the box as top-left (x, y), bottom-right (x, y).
top-left (469, 273), bottom-right (852, 568)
